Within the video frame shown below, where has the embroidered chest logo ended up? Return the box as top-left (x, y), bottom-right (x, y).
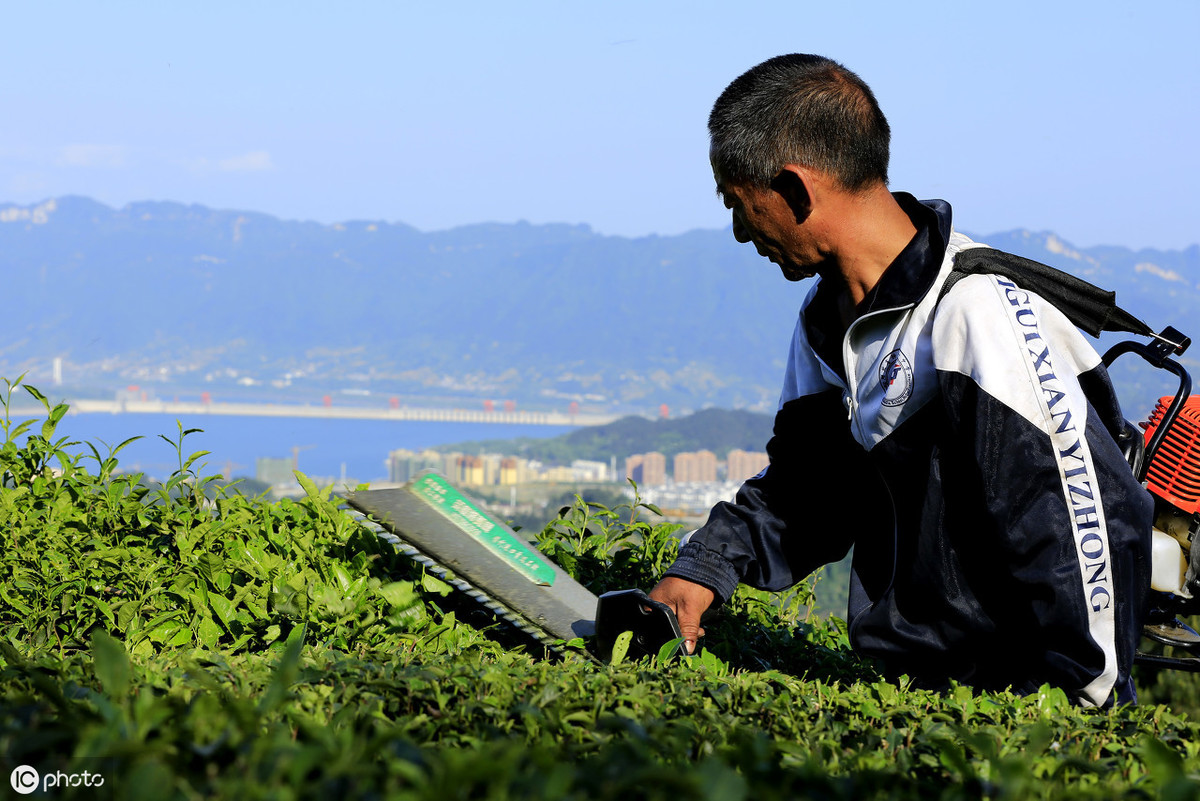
top-left (879, 349), bottom-right (913, 407)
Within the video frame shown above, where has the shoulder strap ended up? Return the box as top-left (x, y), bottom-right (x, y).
top-left (936, 247), bottom-right (1153, 339)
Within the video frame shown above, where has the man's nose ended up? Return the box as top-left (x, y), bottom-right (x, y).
top-left (732, 215), bottom-right (751, 244)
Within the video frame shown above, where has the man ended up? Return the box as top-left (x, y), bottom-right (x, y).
top-left (649, 54), bottom-right (1153, 707)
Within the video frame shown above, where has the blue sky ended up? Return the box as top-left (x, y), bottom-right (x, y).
top-left (2, 1), bottom-right (1197, 250)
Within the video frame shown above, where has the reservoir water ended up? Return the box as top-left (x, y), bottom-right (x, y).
top-left (9, 410), bottom-right (577, 483)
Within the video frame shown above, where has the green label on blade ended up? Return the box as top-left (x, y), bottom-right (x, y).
top-left (410, 473), bottom-right (556, 586)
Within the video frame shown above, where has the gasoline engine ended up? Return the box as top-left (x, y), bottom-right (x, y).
top-left (1137, 394), bottom-right (1200, 668)
top-left (1105, 329), bottom-right (1200, 670)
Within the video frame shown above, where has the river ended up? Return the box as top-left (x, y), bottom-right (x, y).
top-left (7, 410), bottom-right (577, 483)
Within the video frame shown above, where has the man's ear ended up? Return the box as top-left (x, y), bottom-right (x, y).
top-left (770, 165), bottom-right (814, 223)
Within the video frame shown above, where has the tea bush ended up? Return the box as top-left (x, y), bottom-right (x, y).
top-left (3, 378), bottom-right (1200, 800)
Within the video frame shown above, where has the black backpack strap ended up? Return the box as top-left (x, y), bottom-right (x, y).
top-left (936, 247), bottom-right (1154, 339)
top-left (935, 267), bottom-right (970, 310)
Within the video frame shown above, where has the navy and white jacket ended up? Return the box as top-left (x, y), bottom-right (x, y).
top-left (665, 195), bottom-right (1153, 707)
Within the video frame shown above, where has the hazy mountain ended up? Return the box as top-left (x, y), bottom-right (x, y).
top-left (2, 196), bottom-right (1196, 418)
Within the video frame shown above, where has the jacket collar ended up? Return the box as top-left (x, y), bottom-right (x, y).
top-left (802, 195), bottom-right (952, 382)
top-left (856, 193), bottom-right (952, 313)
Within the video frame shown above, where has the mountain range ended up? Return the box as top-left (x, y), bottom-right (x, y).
top-left (2, 196), bottom-right (1196, 418)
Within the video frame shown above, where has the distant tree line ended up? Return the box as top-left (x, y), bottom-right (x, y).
top-left (438, 408), bottom-right (775, 465)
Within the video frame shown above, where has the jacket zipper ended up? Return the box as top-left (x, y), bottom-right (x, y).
top-left (841, 304), bottom-right (913, 442)
top-left (840, 304), bottom-right (911, 642)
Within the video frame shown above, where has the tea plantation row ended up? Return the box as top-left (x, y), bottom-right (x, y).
top-left (2, 380), bottom-right (1200, 799)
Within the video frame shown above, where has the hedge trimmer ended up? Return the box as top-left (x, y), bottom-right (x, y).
top-left (343, 473), bottom-right (683, 662)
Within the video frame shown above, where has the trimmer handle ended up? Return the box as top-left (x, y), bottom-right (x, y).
top-left (594, 588), bottom-right (689, 662)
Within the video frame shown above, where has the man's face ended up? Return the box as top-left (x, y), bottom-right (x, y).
top-left (714, 169), bottom-right (818, 282)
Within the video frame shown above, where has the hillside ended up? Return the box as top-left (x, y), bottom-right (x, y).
top-left (438, 407), bottom-right (775, 462)
top-left (4, 404), bottom-right (1200, 799)
top-left (2, 196), bottom-right (1196, 417)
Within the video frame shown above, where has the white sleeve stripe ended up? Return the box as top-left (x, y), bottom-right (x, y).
top-left (937, 274), bottom-right (1117, 706)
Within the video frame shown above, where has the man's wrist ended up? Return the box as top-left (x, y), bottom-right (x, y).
top-left (663, 542), bottom-right (739, 604)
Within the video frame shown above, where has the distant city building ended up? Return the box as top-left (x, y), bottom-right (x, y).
top-left (455, 455), bottom-right (485, 486)
top-left (624, 455), bottom-right (641, 482)
top-left (384, 447), bottom-right (643, 487)
top-left (674, 450), bottom-right (717, 483)
top-left (387, 448), bottom-right (444, 483)
top-left (437, 452), bottom-right (460, 478)
top-left (483, 454), bottom-right (502, 485)
top-left (499, 457), bottom-right (527, 485)
top-left (571, 459), bottom-right (610, 482)
top-left (626, 452), bottom-right (666, 487)
top-left (727, 449), bottom-right (769, 483)
top-left (256, 457), bottom-right (295, 486)
top-left (637, 480), bottom-right (741, 516)
top-left (541, 465), bottom-right (580, 483)
top-left (449, 454), bottom-right (510, 486)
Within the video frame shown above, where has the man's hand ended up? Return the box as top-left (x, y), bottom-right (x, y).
top-left (648, 576), bottom-right (715, 654)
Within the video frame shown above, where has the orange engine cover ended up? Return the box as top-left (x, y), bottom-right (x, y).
top-left (1143, 395), bottom-right (1200, 515)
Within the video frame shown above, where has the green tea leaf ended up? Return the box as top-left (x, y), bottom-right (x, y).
top-left (259, 626), bottom-right (306, 714)
top-left (90, 630), bottom-right (130, 699)
top-left (196, 615), bottom-right (222, 649)
top-left (111, 435), bottom-right (144, 456)
top-left (295, 471), bottom-right (320, 498)
top-left (1140, 735), bottom-right (1185, 783)
top-left (22, 384), bottom-right (49, 406)
top-left (41, 403), bottom-right (69, 439)
top-left (209, 594), bottom-right (235, 626)
top-left (378, 581), bottom-right (417, 609)
top-left (331, 563), bottom-right (352, 593)
top-left (87, 597), bottom-right (117, 629)
top-left (421, 572), bottom-right (452, 596)
top-left (655, 636), bottom-right (685, 666)
top-left (610, 630), bottom-right (633, 666)
top-left (197, 553), bottom-right (225, 584)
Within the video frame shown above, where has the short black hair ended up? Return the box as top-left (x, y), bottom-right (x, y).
top-left (709, 54), bottom-right (891, 192)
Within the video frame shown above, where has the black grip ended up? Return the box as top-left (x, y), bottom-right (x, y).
top-left (594, 588), bottom-right (688, 662)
